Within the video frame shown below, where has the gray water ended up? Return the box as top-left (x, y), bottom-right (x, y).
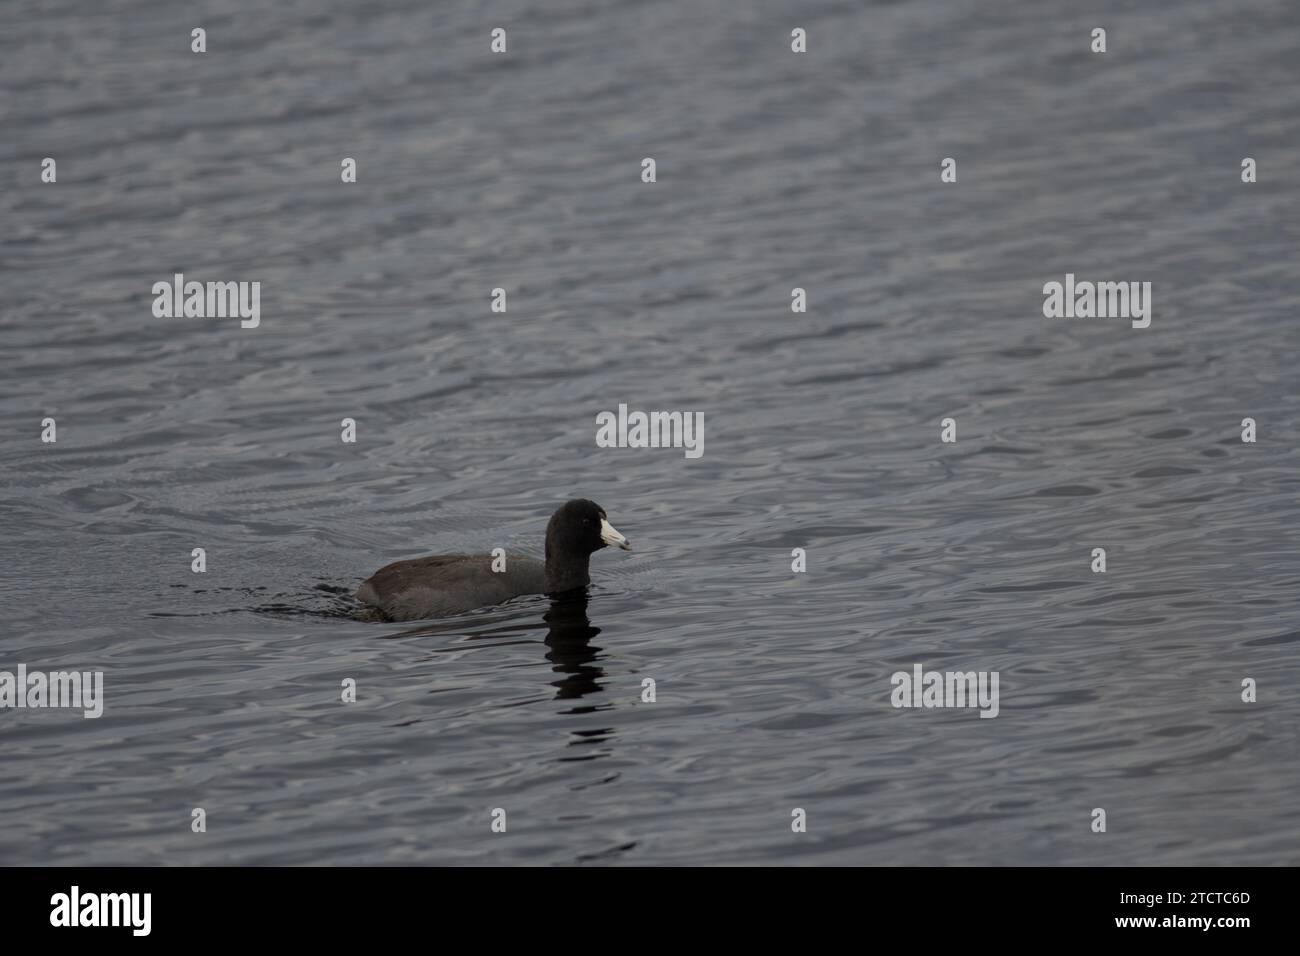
top-left (2, 0), bottom-right (1297, 866)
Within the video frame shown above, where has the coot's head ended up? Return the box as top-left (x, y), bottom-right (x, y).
top-left (546, 499), bottom-right (631, 559)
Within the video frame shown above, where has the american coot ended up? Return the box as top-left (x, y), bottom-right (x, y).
top-left (356, 499), bottom-right (631, 621)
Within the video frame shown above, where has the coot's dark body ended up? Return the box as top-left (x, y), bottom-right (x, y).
top-left (356, 499), bottom-right (630, 621)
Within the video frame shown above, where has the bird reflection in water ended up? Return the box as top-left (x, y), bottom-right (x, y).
top-left (544, 593), bottom-right (617, 763)
top-left (543, 592), bottom-right (609, 707)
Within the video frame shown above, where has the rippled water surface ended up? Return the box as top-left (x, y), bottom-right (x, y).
top-left (2, 0), bottom-right (1298, 864)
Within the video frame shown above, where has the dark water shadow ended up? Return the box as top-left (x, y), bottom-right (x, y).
top-left (543, 592), bottom-right (606, 705)
top-left (373, 590), bottom-right (611, 707)
top-left (152, 582), bottom-right (362, 619)
top-left (222, 580), bottom-right (615, 713)
top-left (248, 582), bottom-right (367, 620)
